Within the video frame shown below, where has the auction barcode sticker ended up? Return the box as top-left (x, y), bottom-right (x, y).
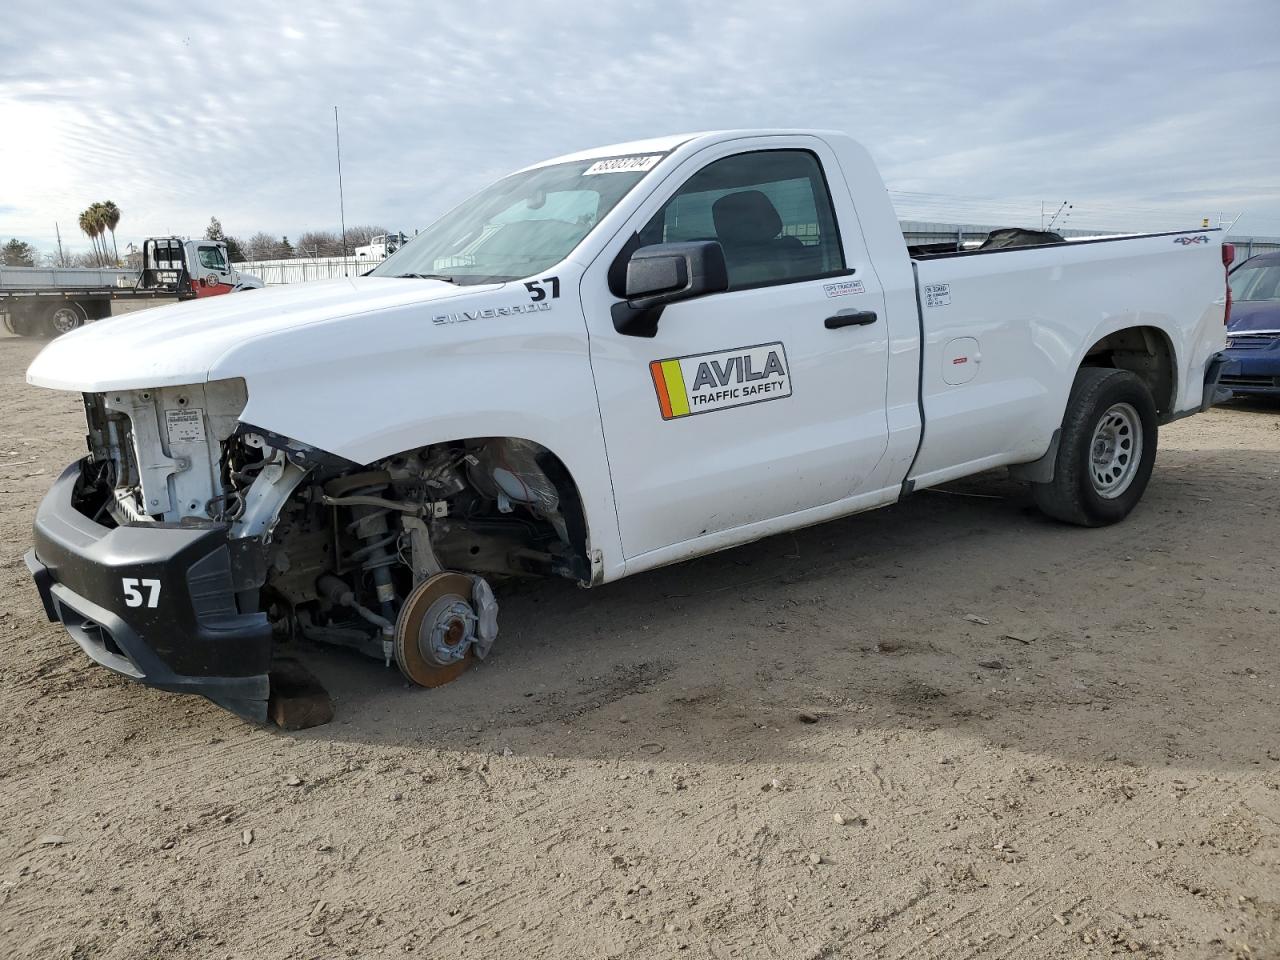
top-left (583, 155), bottom-right (663, 176)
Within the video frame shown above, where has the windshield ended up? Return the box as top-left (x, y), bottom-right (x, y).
top-left (370, 154), bottom-right (666, 285)
top-left (1229, 261), bottom-right (1280, 301)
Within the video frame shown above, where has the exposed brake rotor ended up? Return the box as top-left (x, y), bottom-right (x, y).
top-left (393, 572), bottom-right (477, 687)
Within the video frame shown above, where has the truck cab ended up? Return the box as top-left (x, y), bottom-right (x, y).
top-left (140, 237), bottom-right (262, 298)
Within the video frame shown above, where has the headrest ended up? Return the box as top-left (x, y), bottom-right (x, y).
top-left (712, 190), bottom-right (783, 245)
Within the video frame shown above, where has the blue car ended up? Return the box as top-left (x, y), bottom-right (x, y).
top-left (1223, 252), bottom-right (1280, 397)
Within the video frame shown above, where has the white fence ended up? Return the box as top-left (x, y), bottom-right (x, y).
top-left (234, 255), bottom-right (387, 285)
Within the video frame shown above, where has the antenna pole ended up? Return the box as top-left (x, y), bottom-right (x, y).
top-left (335, 106), bottom-right (348, 269)
top-left (55, 221), bottom-right (65, 266)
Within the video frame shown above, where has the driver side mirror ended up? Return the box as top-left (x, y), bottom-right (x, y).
top-left (613, 240), bottom-right (728, 337)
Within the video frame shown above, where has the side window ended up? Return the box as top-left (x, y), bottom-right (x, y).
top-left (640, 150), bottom-right (844, 290)
top-left (198, 246), bottom-right (227, 271)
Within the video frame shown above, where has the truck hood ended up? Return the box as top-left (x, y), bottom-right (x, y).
top-left (26, 277), bottom-right (499, 392)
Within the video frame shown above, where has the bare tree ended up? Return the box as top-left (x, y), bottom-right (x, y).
top-left (63, 250), bottom-right (104, 267)
top-left (344, 225), bottom-right (391, 250)
top-left (296, 230), bottom-right (343, 257)
top-left (246, 232), bottom-right (282, 260)
top-left (237, 227), bottom-right (400, 261)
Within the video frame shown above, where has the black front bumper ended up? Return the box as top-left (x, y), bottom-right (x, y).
top-left (27, 460), bottom-right (272, 721)
top-left (1201, 351), bottom-right (1240, 410)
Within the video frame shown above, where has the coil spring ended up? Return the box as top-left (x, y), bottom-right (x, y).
top-left (345, 485), bottom-right (399, 572)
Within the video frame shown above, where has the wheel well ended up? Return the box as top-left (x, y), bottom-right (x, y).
top-left (505, 438), bottom-right (591, 572)
top-left (395, 436), bottom-right (592, 583)
top-left (83, 300), bottom-right (112, 321)
top-left (1081, 326), bottom-right (1176, 420)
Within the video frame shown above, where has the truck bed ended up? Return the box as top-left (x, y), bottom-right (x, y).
top-left (0, 266), bottom-right (136, 290)
top-left (910, 227), bottom-right (1211, 261)
top-left (906, 228), bottom-right (1227, 490)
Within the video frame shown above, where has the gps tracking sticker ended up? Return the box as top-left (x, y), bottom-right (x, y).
top-left (824, 279), bottom-right (865, 297)
top-left (650, 342), bottom-right (792, 420)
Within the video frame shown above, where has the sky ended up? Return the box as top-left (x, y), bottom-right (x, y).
top-left (2, 0), bottom-right (1278, 259)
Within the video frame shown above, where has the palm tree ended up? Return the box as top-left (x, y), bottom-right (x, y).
top-left (100, 201), bottom-right (121, 265)
top-left (78, 209), bottom-right (102, 266)
top-left (89, 203), bottom-right (112, 265)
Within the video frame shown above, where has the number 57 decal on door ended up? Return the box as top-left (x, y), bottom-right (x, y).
top-left (122, 577), bottom-right (161, 609)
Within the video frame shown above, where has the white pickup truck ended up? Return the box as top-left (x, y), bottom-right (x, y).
top-left (24, 129), bottom-right (1234, 721)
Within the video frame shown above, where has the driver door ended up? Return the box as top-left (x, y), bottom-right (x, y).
top-left (581, 137), bottom-right (892, 563)
top-left (191, 242), bottom-right (234, 297)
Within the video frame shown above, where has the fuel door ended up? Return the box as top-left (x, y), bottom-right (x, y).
top-left (942, 337), bottom-right (981, 385)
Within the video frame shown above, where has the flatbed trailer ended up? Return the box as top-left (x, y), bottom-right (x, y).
top-left (0, 238), bottom-right (262, 338)
top-left (0, 286), bottom-right (186, 337)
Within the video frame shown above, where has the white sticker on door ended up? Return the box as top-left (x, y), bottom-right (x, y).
top-left (924, 283), bottom-right (951, 307)
top-left (583, 155), bottom-right (663, 176)
top-left (650, 342), bottom-right (791, 420)
top-left (824, 279), bottom-right (866, 298)
top-left (165, 408), bottom-right (206, 443)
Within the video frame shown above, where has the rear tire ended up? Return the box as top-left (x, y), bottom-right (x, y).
top-left (1031, 367), bottom-right (1157, 527)
top-left (4, 306), bottom-right (39, 337)
top-left (43, 301), bottom-right (88, 338)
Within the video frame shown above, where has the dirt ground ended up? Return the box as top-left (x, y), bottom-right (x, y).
top-left (0, 329), bottom-right (1276, 960)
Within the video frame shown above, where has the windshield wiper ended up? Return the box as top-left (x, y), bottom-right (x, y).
top-left (392, 273), bottom-right (456, 283)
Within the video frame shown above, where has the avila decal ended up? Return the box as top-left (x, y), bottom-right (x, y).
top-left (649, 342), bottom-right (792, 420)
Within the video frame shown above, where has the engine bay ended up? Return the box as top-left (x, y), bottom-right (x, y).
top-left (74, 385), bottom-right (590, 684)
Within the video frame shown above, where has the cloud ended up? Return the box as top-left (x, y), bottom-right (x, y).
top-left (2, 0), bottom-right (1278, 256)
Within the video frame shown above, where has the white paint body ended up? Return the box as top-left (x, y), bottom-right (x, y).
top-left (27, 130), bottom-right (1228, 585)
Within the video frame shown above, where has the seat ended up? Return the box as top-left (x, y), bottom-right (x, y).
top-left (711, 190), bottom-right (807, 286)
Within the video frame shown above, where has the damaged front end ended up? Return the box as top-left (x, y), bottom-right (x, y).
top-left (27, 381), bottom-right (590, 723)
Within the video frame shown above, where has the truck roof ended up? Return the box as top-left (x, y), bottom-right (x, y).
top-left (521, 129), bottom-right (848, 171)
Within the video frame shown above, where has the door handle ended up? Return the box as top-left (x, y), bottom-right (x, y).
top-left (824, 310), bottom-right (877, 329)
